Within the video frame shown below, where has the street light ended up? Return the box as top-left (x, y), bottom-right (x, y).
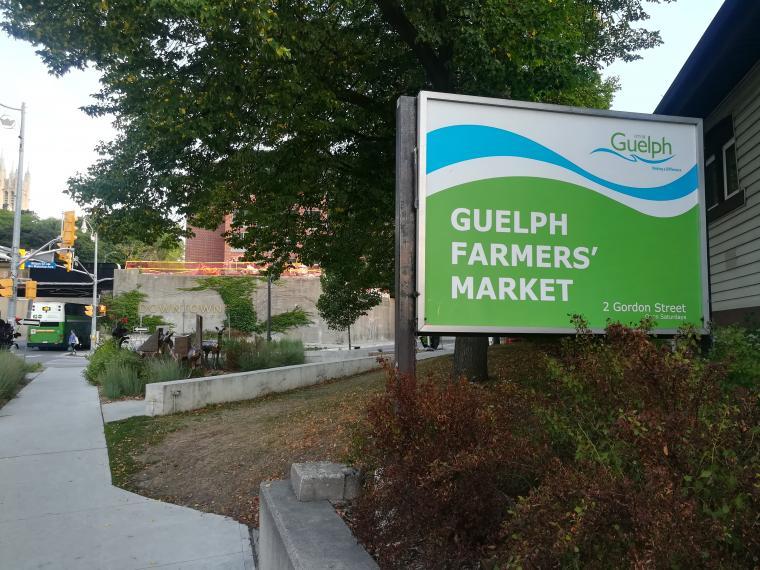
top-left (0, 114), bottom-right (15, 129)
top-left (0, 101), bottom-right (26, 326)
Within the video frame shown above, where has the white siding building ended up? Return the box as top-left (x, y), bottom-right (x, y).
top-left (656, 0), bottom-right (760, 325)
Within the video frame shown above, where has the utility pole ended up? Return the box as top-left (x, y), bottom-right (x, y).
top-left (5, 102), bottom-right (25, 325)
top-left (394, 96), bottom-right (417, 378)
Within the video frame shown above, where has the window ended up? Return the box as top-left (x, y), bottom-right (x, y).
top-left (723, 138), bottom-right (740, 199)
top-left (704, 116), bottom-right (743, 221)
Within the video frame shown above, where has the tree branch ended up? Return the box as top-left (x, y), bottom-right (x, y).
top-left (373, 0), bottom-right (451, 90)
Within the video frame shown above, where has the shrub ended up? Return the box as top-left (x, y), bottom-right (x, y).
top-left (101, 362), bottom-right (145, 399)
top-left (239, 338), bottom-right (305, 371)
top-left (90, 346), bottom-right (144, 395)
top-left (85, 339), bottom-right (120, 384)
top-left (352, 366), bottom-right (550, 569)
top-left (222, 338), bottom-right (305, 371)
top-left (221, 338), bottom-right (250, 371)
top-left (143, 357), bottom-right (186, 383)
top-left (710, 325), bottom-right (760, 389)
top-left (0, 351), bottom-right (26, 400)
top-left (352, 323), bottom-right (760, 569)
top-left (101, 289), bottom-right (166, 332)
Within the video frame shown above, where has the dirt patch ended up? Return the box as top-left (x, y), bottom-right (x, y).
top-left (106, 345), bottom-right (548, 527)
top-left (115, 367), bottom-right (394, 525)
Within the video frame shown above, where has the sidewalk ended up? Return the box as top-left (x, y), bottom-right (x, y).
top-left (0, 355), bottom-right (254, 570)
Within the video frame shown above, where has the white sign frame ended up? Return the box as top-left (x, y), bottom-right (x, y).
top-left (416, 91), bottom-right (709, 335)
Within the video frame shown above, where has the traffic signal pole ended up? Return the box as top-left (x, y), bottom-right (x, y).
top-left (7, 102), bottom-right (26, 325)
top-left (91, 231), bottom-right (98, 351)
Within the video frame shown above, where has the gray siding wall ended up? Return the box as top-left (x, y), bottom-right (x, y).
top-left (705, 61), bottom-right (760, 314)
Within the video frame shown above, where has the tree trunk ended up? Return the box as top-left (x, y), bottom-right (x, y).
top-left (347, 325), bottom-right (351, 350)
top-left (452, 335), bottom-right (488, 382)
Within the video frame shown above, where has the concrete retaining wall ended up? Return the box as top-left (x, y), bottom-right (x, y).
top-left (114, 269), bottom-right (394, 345)
top-left (145, 356), bottom-right (383, 416)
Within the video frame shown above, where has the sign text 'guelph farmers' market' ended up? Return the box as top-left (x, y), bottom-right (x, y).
top-left (416, 92), bottom-right (708, 334)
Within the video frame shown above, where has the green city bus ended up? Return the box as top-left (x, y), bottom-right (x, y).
top-left (27, 302), bottom-right (92, 350)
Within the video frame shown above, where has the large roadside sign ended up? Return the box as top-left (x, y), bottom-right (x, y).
top-left (416, 91), bottom-right (709, 334)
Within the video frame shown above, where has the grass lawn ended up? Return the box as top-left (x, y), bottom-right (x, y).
top-left (104, 344), bottom-right (547, 526)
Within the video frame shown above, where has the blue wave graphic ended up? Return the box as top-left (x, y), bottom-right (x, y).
top-left (427, 125), bottom-right (697, 202)
top-left (591, 147), bottom-right (675, 164)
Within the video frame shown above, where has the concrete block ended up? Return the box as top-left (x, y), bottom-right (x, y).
top-left (290, 463), bottom-right (362, 502)
top-left (259, 480), bottom-right (378, 570)
top-left (290, 462), bottom-right (343, 502)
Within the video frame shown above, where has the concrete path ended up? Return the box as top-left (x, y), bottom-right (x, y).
top-left (103, 399), bottom-right (148, 423)
top-left (0, 355), bottom-right (254, 570)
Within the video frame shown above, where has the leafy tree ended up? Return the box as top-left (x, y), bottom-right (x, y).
top-left (2, 0), bottom-right (673, 374)
top-left (0, 209), bottom-right (181, 265)
top-left (317, 273), bottom-right (381, 349)
top-left (0, 210), bottom-right (60, 251)
top-left (75, 232), bottom-right (184, 266)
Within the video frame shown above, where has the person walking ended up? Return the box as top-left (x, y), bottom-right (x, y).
top-left (68, 329), bottom-right (79, 355)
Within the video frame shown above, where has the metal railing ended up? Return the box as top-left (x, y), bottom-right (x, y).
top-left (124, 260), bottom-right (322, 277)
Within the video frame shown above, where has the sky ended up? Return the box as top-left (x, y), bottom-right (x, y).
top-left (0, 1), bottom-right (725, 220)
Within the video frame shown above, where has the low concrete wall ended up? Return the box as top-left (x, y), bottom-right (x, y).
top-left (259, 480), bottom-right (377, 570)
top-left (145, 356), bottom-right (383, 416)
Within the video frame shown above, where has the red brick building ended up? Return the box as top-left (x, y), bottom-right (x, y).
top-left (185, 216), bottom-right (245, 262)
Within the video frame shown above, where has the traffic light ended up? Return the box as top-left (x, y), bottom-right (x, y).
top-left (56, 251), bottom-right (74, 272)
top-left (61, 211), bottom-right (77, 247)
top-left (19, 248), bottom-right (26, 270)
top-left (0, 278), bottom-right (12, 298)
top-left (84, 305), bottom-right (94, 317)
top-left (24, 280), bottom-right (37, 299)
top-left (98, 304), bottom-right (107, 316)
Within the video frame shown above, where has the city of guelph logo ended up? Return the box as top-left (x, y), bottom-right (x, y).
top-left (592, 132), bottom-right (674, 164)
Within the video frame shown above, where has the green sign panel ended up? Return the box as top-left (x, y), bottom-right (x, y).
top-left (417, 92), bottom-right (709, 334)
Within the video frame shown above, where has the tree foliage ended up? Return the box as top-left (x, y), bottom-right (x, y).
top-left (0, 209), bottom-right (182, 265)
top-left (101, 289), bottom-right (166, 332)
top-left (1, 0), bottom-right (672, 292)
top-left (0, 209), bottom-right (59, 251)
top-left (316, 273), bottom-right (381, 333)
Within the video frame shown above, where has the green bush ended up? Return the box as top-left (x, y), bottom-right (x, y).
top-left (221, 338), bottom-right (250, 371)
top-left (86, 341), bottom-right (144, 386)
top-left (85, 339), bottom-right (120, 384)
top-left (239, 338), bottom-right (305, 371)
top-left (101, 362), bottom-right (145, 399)
top-left (101, 289), bottom-right (166, 332)
top-left (353, 322), bottom-right (760, 569)
top-left (143, 357), bottom-right (186, 383)
top-left (710, 325), bottom-right (760, 389)
top-left (0, 351), bottom-right (27, 400)
top-left (222, 338), bottom-right (305, 371)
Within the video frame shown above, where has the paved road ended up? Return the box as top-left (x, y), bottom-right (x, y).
top-left (0, 354), bottom-right (254, 570)
top-left (12, 345), bottom-right (76, 366)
